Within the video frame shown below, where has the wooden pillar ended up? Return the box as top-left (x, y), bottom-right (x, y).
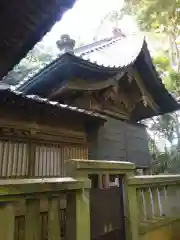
top-left (48, 197), bottom-right (61, 240)
top-left (25, 199), bottom-right (40, 240)
top-left (0, 202), bottom-right (15, 240)
top-left (66, 189), bottom-right (90, 240)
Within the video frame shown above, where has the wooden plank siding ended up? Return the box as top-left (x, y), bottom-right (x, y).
top-left (0, 140), bottom-right (29, 177)
top-left (0, 140), bottom-right (88, 178)
top-left (125, 123), bottom-right (151, 168)
top-left (0, 99), bottom-right (102, 178)
top-left (89, 116), bottom-right (151, 169)
top-left (34, 143), bottom-right (88, 177)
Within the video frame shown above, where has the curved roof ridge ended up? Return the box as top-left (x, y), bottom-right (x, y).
top-left (74, 38), bottom-right (112, 55)
top-left (78, 34), bottom-right (145, 68)
top-left (77, 37), bottom-right (123, 57)
top-left (15, 34), bottom-right (146, 91)
top-left (76, 33), bottom-right (145, 57)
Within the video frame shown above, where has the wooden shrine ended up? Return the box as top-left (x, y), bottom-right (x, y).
top-left (16, 33), bottom-right (180, 172)
top-left (0, 87), bottom-right (104, 178)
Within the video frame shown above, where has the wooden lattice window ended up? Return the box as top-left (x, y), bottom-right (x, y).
top-left (34, 143), bottom-right (88, 177)
top-left (0, 140), bottom-right (28, 177)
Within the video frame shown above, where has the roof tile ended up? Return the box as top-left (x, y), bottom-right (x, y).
top-left (0, 88), bottom-right (106, 121)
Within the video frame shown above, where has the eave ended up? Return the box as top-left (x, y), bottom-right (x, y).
top-left (0, 87), bottom-right (106, 126)
top-left (16, 37), bottom-right (180, 121)
top-left (0, 0), bottom-right (76, 80)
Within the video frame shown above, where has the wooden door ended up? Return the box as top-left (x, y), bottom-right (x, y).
top-left (90, 176), bottom-right (126, 240)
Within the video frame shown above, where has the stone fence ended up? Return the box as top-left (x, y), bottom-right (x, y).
top-left (128, 175), bottom-right (180, 240)
top-left (0, 159), bottom-right (180, 240)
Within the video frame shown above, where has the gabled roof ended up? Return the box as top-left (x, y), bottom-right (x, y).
top-left (16, 35), bottom-right (180, 121)
top-left (16, 35), bottom-right (147, 90)
top-left (0, 0), bottom-right (76, 80)
top-left (75, 35), bottom-right (145, 67)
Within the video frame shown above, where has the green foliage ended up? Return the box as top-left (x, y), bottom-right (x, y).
top-left (152, 53), bottom-right (180, 93)
top-left (125, 0), bottom-right (180, 70)
top-left (4, 37), bottom-right (87, 86)
top-left (152, 149), bottom-right (180, 174)
top-left (125, 0), bottom-right (180, 33)
top-left (4, 44), bottom-right (55, 86)
top-left (147, 112), bottom-right (180, 174)
top-left (152, 55), bottom-right (169, 73)
top-left (93, 0), bottom-right (180, 174)
top-left (149, 114), bottom-right (179, 144)
top-left (142, 50), bottom-right (180, 174)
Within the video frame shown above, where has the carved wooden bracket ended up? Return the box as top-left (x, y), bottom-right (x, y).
top-left (0, 127), bottom-right (30, 138)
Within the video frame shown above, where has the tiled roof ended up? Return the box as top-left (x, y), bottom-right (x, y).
top-left (74, 38), bottom-right (112, 55)
top-left (10, 34), bottom-right (180, 120)
top-left (22, 94), bottom-right (105, 119)
top-left (75, 35), bottom-right (145, 68)
top-left (0, 86), bottom-right (106, 121)
top-left (15, 34), bottom-right (144, 90)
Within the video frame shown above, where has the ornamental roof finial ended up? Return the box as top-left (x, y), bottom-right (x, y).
top-left (56, 34), bottom-right (75, 54)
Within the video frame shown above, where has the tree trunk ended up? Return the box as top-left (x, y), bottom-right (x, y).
top-left (168, 30), bottom-right (180, 71)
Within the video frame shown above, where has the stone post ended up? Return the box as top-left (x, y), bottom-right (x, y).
top-left (0, 202), bottom-right (15, 240)
top-left (66, 187), bottom-right (90, 240)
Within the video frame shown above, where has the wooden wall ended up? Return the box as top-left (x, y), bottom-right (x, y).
top-left (88, 116), bottom-right (151, 169)
top-left (0, 119), bottom-right (88, 178)
top-left (126, 123), bottom-right (151, 168)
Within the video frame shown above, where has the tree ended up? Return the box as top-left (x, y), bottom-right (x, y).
top-left (94, 2), bottom-right (180, 173)
top-left (131, 0), bottom-right (180, 173)
top-left (124, 0), bottom-right (180, 70)
top-left (143, 52), bottom-right (180, 174)
top-left (3, 43), bottom-right (55, 86)
top-left (4, 36), bottom-right (87, 86)
top-left (96, 0), bottom-right (180, 70)
top-left (96, 10), bottom-right (124, 31)
top-left (145, 111), bottom-right (180, 174)
top-left (152, 53), bottom-right (180, 94)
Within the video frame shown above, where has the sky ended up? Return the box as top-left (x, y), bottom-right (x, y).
top-left (11, 0), bottom-right (139, 80)
top-left (42, 0), bottom-right (138, 51)
top-left (40, 0), bottom-right (171, 56)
